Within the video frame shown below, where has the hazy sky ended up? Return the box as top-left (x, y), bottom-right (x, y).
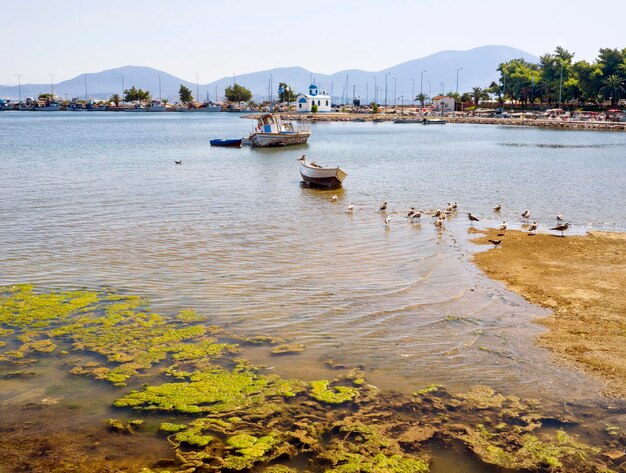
top-left (2, 0), bottom-right (625, 85)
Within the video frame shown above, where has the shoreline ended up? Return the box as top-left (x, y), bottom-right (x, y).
top-left (471, 229), bottom-right (626, 398)
top-left (266, 112), bottom-right (626, 131)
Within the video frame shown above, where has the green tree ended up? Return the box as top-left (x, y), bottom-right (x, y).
top-left (487, 81), bottom-right (502, 104)
top-left (414, 93), bottom-right (428, 108)
top-left (597, 48), bottom-right (625, 78)
top-left (311, 102), bottom-right (318, 113)
top-left (124, 86), bottom-right (150, 102)
top-left (179, 84), bottom-right (193, 103)
top-left (109, 94), bottom-right (121, 106)
top-left (278, 82), bottom-right (295, 102)
top-left (224, 83), bottom-right (252, 103)
top-left (37, 93), bottom-right (53, 101)
top-left (600, 74), bottom-right (625, 106)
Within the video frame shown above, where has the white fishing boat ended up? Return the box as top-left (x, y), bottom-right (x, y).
top-left (33, 101), bottom-right (61, 111)
top-left (298, 156), bottom-right (347, 189)
top-left (249, 114), bottom-right (310, 147)
top-left (145, 100), bottom-right (167, 112)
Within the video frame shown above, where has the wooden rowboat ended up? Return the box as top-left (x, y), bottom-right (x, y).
top-left (298, 156), bottom-right (347, 189)
top-left (210, 138), bottom-right (242, 147)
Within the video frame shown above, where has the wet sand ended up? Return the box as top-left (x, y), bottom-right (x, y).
top-left (472, 229), bottom-right (626, 397)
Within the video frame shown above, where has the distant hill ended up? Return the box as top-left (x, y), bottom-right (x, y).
top-left (0, 46), bottom-right (538, 102)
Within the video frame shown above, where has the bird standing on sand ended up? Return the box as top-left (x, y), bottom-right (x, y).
top-left (384, 213), bottom-right (391, 227)
top-left (493, 204), bottom-right (502, 212)
top-left (174, 160), bottom-right (182, 165)
top-left (380, 201), bottom-right (388, 212)
top-left (521, 209), bottom-right (531, 219)
top-left (528, 221), bottom-right (538, 234)
top-left (499, 221), bottom-right (507, 231)
top-left (406, 207), bottom-right (416, 218)
top-left (347, 203), bottom-right (354, 212)
top-left (550, 222), bottom-right (570, 237)
top-left (488, 239), bottom-right (502, 246)
top-left (468, 213), bottom-right (480, 223)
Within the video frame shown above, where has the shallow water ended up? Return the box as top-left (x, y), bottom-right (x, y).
top-left (1, 112), bottom-right (625, 406)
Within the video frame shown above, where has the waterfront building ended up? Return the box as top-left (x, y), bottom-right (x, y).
top-left (432, 95), bottom-right (456, 112)
top-left (295, 84), bottom-right (331, 112)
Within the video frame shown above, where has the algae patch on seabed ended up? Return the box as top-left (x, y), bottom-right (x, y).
top-left (1, 285), bottom-right (623, 473)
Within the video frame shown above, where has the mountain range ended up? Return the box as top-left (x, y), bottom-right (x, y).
top-left (0, 45), bottom-right (538, 102)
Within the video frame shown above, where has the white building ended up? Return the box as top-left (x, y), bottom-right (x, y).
top-left (295, 84), bottom-right (332, 112)
top-left (431, 95), bottom-right (456, 112)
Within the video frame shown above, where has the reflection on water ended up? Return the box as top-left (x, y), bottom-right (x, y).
top-left (1, 113), bottom-right (625, 405)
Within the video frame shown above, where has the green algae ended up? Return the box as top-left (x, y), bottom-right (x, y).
top-left (310, 380), bottom-right (358, 404)
top-left (107, 418), bottom-right (144, 433)
top-left (271, 343), bottom-right (305, 354)
top-left (174, 428), bottom-right (215, 447)
top-left (413, 384), bottom-right (442, 396)
top-left (158, 423), bottom-right (187, 433)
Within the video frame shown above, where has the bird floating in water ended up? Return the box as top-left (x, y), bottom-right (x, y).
top-left (406, 207), bottom-right (416, 218)
top-left (528, 221), bottom-right (538, 234)
top-left (384, 213), bottom-right (391, 227)
top-left (493, 204), bottom-right (502, 212)
top-left (468, 213), bottom-right (480, 222)
top-left (174, 160), bottom-right (182, 165)
top-left (434, 217), bottom-right (444, 229)
top-left (521, 209), bottom-right (531, 219)
top-left (331, 195), bottom-right (338, 202)
top-left (433, 209), bottom-right (442, 218)
top-left (347, 203), bottom-right (354, 212)
top-left (499, 221), bottom-right (507, 231)
top-left (452, 202), bottom-right (458, 210)
top-left (411, 211), bottom-right (422, 221)
top-left (379, 201), bottom-right (388, 211)
top-left (488, 239), bottom-right (502, 246)
top-left (550, 222), bottom-right (570, 237)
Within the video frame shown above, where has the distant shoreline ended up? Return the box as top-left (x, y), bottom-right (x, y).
top-left (268, 113), bottom-right (626, 132)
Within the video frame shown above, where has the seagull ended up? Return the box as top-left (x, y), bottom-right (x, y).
top-left (550, 222), bottom-right (570, 237)
top-left (331, 195), bottom-right (338, 202)
top-left (384, 213), bottom-right (391, 227)
top-left (493, 204), bottom-right (502, 212)
top-left (498, 221), bottom-right (507, 231)
top-left (452, 202), bottom-right (458, 210)
top-left (521, 209), bottom-right (531, 219)
top-left (406, 207), bottom-right (416, 218)
top-left (433, 209), bottom-right (442, 218)
top-left (434, 217), bottom-right (444, 228)
top-left (528, 221), bottom-right (537, 234)
top-left (174, 160), bottom-right (182, 165)
top-left (488, 239), bottom-right (502, 246)
top-left (379, 201), bottom-right (388, 212)
top-left (347, 203), bottom-right (354, 212)
top-left (411, 210), bottom-right (422, 221)
top-left (446, 203), bottom-right (453, 212)
top-left (556, 213), bottom-right (564, 223)
top-left (468, 213), bottom-right (480, 223)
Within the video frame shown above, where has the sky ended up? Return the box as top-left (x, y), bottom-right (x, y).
top-left (2, 0), bottom-right (625, 85)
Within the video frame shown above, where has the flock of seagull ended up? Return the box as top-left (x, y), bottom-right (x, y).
top-left (335, 197), bottom-right (572, 238)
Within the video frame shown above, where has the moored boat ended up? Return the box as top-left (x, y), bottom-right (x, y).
top-left (249, 114), bottom-right (310, 147)
top-left (423, 118), bottom-right (447, 124)
top-left (393, 118), bottom-right (422, 123)
top-left (298, 155), bottom-right (347, 189)
top-left (210, 138), bottom-right (242, 148)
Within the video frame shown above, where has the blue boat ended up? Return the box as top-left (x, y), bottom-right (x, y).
top-left (210, 138), bottom-right (242, 148)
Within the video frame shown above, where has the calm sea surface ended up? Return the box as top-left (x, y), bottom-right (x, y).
top-left (1, 112), bottom-right (625, 403)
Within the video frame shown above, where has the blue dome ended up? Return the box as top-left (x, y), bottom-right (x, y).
top-left (309, 84), bottom-right (318, 89)
top-left (298, 97), bottom-right (307, 103)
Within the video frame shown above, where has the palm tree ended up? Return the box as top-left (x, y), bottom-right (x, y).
top-left (109, 94), bottom-right (121, 106)
top-left (414, 93), bottom-right (428, 109)
top-left (471, 87), bottom-right (488, 107)
top-left (600, 74), bottom-right (625, 106)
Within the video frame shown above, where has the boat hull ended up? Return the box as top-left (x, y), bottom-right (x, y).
top-left (210, 139), bottom-right (242, 147)
top-left (299, 164), bottom-right (347, 189)
top-left (250, 131), bottom-right (310, 147)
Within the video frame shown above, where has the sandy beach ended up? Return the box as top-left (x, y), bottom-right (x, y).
top-left (472, 229), bottom-right (626, 397)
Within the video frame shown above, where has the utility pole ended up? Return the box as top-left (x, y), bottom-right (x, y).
top-left (384, 72), bottom-right (390, 107)
top-left (195, 73), bottom-right (199, 103)
top-left (456, 67), bottom-right (463, 95)
top-left (15, 74), bottom-right (22, 102)
top-left (392, 77), bottom-right (396, 107)
top-left (420, 70), bottom-right (426, 96)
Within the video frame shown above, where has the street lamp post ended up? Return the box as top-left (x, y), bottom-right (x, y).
top-left (371, 75), bottom-right (377, 104)
top-left (384, 72), bottom-right (390, 107)
top-left (420, 69), bottom-right (426, 96)
top-left (392, 77), bottom-right (396, 107)
top-left (456, 67), bottom-right (463, 95)
top-left (410, 79), bottom-right (415, 104)
top-left (15, 74), bottom-right (22, 103)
